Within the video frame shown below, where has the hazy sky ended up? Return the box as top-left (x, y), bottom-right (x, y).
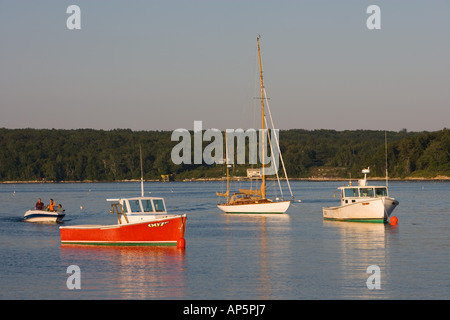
top-left (1, 0), bottom-right (449, 132)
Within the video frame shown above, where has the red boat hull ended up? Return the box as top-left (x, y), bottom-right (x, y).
top-left (60, 215), bottom-right (186, 247)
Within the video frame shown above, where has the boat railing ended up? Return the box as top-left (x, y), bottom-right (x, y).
top-left (110, 202), bottom-right (129, 224)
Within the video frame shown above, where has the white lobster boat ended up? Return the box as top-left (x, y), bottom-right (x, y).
top-left (322, 168), bottom-right (399, 223)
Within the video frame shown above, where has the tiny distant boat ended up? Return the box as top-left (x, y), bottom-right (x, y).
top-left (59, 148), bottom-right (187, 247)
top-left (322, 167), bottom-right (399, 223)
top-left (24, 210), bottom-right (65, 223)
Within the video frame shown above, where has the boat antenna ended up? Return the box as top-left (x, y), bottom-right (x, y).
top-left (385, 131), bottom-right (388, 187)
top-left (140, 145), bottom-right (144, 197)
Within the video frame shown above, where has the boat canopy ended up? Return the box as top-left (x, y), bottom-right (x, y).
top-left (340, 186), bottom-right (388, 198)
top-left (107, 197), bottom-right (166, 214)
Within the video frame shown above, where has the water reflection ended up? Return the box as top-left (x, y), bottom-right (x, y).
top-left (223, 214), bottom-right (291, 299)
top-left (323, 221), bottom-right (392, 299)
top-left (60, 245), bottom-right (186, 299)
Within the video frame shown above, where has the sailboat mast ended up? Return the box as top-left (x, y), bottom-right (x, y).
top-left (257, 35), bottom-right (266, 199)
top-left (140, 145), bottom-right (144, 197)
top-left (225, 131), bottom-right (230, 204)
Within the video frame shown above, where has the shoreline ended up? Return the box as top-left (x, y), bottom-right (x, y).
top-left (1, 176), bottom-right (449, 184)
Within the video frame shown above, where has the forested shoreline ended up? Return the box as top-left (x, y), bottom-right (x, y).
top-left (0, 128), bottom-right (449, 182)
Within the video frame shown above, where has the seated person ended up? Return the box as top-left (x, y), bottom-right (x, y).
top-left (47, 199), bottom-right (56, 212)
top-left (56, 204), bottom-right (65, 213)
top-left (35, 198), bottom-right (44, 210)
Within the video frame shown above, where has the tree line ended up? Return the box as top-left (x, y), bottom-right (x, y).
top-left (0, 127), bottom-right (448, 182)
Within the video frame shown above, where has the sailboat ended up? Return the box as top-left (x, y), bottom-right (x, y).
top-left (216, 36), bottom-right (294, 214)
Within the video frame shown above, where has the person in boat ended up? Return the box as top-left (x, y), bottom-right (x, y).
top-left (46, 199), bottom-right (56, 212)
top-left (35, 198), bottom-right (44, 210)
top-left (56, 204), bottom-right (65, 213)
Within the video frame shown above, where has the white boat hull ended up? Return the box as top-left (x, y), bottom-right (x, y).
top-left (217, 200), bottom-right (290, 214)
top-left (322, 197), bottom-right (398, 223)
top-left (24, 210), bottom-right (65, 223)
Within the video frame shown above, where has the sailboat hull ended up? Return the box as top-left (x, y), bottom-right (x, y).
top-left (217, 201), bottom-right (290, 214)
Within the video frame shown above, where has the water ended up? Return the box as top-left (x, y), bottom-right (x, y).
top-left (0, 180), bottom-right (449, 300)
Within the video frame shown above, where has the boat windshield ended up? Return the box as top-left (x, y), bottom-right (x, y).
top-left (360, 188), bottom-right (374, 197)
top-left (153, 199), bottom-right (165, 212)
top-left (342, 186), bottom-right (387, 199)
top-left (142, 199), bottom-right (153, 212)
top-left (344, 188), bottom-right (359, 197)
top-left (129, 200), bottom-right (141, 212)
top-left (375, 187), bottom-right (387, 197)
top-left (120, 198), bottom-right (166, 213)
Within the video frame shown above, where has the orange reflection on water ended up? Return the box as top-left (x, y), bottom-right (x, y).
top-left (223, 214), bottom-right (291, 299)
top-left (60, 245), bottom-right (186, 299)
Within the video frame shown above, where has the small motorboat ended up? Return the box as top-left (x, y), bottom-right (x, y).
top-left (24, 210), bottom-right (65, 223)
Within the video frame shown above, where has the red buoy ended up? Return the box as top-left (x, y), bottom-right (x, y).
top-left (390, 216), bottom-right (398, 225)
top-left (177, 238), bottom-right (186, 248)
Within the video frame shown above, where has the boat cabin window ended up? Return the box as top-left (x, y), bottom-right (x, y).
top-left (375, 187), bottom-right (387, 197)
top-left (360, 188), bottom-right (374, 197)
top-left (142, 199), bottom-right (154, 212)
top-left (153, 199), bottom-right (165, 212)
top-left (344, 188), bottom-right (359, 197)
top-left (129, 200), bottom-right (141, 213)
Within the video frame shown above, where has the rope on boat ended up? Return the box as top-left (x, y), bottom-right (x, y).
top-left (263, 87), bottom-right (294, 200)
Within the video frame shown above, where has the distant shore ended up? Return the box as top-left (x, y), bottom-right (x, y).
top-left (1, 176), bottom-right (449, 184)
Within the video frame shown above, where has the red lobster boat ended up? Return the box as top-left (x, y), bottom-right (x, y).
top-left (60, 196), bottom-right (186, 248)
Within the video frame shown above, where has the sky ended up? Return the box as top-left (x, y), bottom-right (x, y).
top-left (1, 0), bottom-right (449, 132)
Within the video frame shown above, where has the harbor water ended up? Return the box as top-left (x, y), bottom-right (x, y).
top-left (0, 180), bottom-right (449, 299)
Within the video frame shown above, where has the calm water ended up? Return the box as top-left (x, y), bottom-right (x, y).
top-left (0, 180), bottom-right (449, 300)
